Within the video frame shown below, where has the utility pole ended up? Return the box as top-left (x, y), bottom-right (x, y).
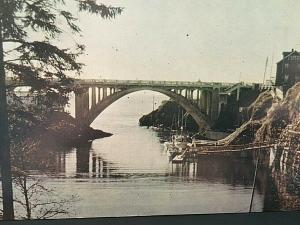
top-left (0, 2), bottom-right (15, 219)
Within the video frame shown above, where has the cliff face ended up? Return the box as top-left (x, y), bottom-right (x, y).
top-left (265, 84), bottom-right (300, 211)
top-left (219, 82), bottom-right (300, 145)
top-left (219, 90), bottom-right (279, 145)
top-left (255, 83), bottom-right (300, 143)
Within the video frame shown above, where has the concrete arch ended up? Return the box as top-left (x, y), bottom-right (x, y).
top-left (87, 87), bottom-right (211, 130)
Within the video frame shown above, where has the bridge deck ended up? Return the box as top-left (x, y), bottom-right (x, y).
top-left (74, 79), bottom-right (261, 89)
top-left (7, 77), bottom-right (272, 90)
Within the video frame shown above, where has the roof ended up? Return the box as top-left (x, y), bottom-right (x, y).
top-left (277, 50), bottom-right (300, 64)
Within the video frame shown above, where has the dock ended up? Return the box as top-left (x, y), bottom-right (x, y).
top-left (171, 142), bottom-right (274, 163)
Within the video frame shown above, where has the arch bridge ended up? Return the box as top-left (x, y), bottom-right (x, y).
top-left (73, 79), bottom-right (271, 130)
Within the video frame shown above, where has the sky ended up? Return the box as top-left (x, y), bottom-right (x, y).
top-left (61, 0), bottom-right (300, 83)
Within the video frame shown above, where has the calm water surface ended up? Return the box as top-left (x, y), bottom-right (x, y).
top-left (34, 92), bottom-right (265, 218)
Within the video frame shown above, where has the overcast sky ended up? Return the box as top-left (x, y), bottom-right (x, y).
top-left (63, 0), bottom-right (300, 83)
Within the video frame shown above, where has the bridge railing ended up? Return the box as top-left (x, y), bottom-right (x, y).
top-left (74, 79), bottom-right (254, 89)
top-left (7, 77), bottom-right (265, 90)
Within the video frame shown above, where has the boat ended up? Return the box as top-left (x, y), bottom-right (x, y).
top-left (164, 141), bottom-right (180, 157)
top-left (164, 112), bottom-right (191, 156)
top-left (188, 138), bottom-right (218, 147)
top-left (172, 154), bottom-right (184, 163)
top-left (163, 141), bottom-right (173, 151)
top-left (164, 131), bottom-right (189, 152)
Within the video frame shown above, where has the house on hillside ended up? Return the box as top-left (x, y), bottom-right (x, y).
top-left (276, 49), bottom-right (300, 93)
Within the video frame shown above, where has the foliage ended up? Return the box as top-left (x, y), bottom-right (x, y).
top-left (0, 0), bottom-right (123, 219)
top-left (2, 0), bottom-right (122, 110)
top-left (13, 175), bottom-right (78, 220)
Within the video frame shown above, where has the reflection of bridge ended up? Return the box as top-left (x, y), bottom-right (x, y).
top-left (73, 79), bottom-right (273, 129)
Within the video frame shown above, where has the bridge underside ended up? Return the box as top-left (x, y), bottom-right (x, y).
top-left (74, 85), bottom-right (229, 130)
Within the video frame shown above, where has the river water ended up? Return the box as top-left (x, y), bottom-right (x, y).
top-left (21, 91), bottom-right (268, 218)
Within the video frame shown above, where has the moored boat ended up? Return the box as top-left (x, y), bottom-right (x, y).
top-left (172, 154), bottom-right (184, 163)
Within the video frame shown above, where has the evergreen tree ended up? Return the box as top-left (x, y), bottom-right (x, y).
top-left (0, 0), bottom-right (123, 219)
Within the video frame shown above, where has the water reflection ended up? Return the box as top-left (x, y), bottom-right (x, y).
top-left (74, 142), bottom-right (115, 178)
top-left (32, 138), bottom-right (262, 189)
top-left (76, 142), bottom-right (90, 175)
top-left (24, 135), bottom-right (280, 216)
top-left (166, 145), bottom-right (260, 187)
top-left (61, 142), bottom-right (258, 188)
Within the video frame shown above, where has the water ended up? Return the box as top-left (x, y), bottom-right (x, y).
top-left (16, 91), bottom-right (267, 218)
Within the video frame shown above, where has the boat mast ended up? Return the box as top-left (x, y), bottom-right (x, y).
top-left (262, 56), bottom-right (269, 84)
top-left (177, 109), bottom-right (180, 130)
top-left (181, 109), bottom-right (184, 129)
top-left (151, 95), bottom-right (154, 126)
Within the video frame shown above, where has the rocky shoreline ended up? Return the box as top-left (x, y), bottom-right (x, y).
top-left (32, 111), bottom-right (113, 148)
top-left (139, 100), bottom-right (199, 132)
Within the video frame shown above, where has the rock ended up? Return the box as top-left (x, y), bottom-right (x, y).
top-left (32, 111), bottom-right (112, 148)
top-left (139, 100), bottom-right (199, 132)
top-left (256, 83), bottom-right (300, 143)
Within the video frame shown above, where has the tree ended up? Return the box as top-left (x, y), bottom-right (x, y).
top-left (1, 138), bottom-right (79, 220)
top-left (13, 174), bottom-right (78, 220)
top-left (0, 0), bottom-right (123, 219)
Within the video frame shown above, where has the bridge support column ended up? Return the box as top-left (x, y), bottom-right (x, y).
top-left (83, 89), bottom-right (90, 113)
top-left (200, 90), bottom-right (208, 115)
top-left (190, 89), bottom-right (194, 100)
top-left (103, 87), bottom-right (107, 99)
top-left (197, 89), bottom-right (200, 105)
top-left (98, 87), bottom-right (101, 102)
top-left (75, 88), bottom-right (89, 122)
top-left (75, 92), bottom-right (83, 120)
top-left (187, 89), bottom-right (192, 99)
top-left (210, 89), bottom-right (220, 122)
top-left (91, 87), bottom-right (96, 108)
top-left (206, 91), bottom-right (212, 117)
